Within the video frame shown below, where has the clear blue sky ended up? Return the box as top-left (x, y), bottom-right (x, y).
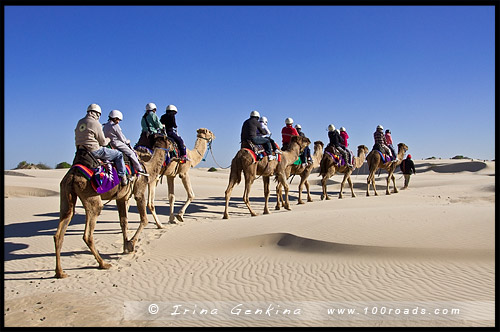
top-left (4, 5), bottom-right (495, 170)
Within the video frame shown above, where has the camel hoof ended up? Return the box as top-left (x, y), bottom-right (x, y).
top-left (222, 215), bottom-right (229, 219)
top-left (285, 206), bottom-right (291, 211)
top-left (320, 195), bottom-right (324, 200)
top-left (99, 262), bottom-right (112, 270)
top-left (297, 201), bottom-right (305, 205)
top-left (325, 196), bottom-right (331, 200)
top-left (263, 210), bottom-right (270, 215)
top-left (338, 196), bottom-right (343, 199)
top-left (55, 271), bottom-right (68, 279)
top-left (175, 214), bottom-right (184, 222)
top-left (251, 213), bottom-right (258, 217)
top-left (307, 198), bottom-right (313, 202)
top-left (123, 241), bottom-right (135, 254)
top-left (155, 223), bottom-right (164, 229)
top-left (275, 206), bottom-right (281, 210)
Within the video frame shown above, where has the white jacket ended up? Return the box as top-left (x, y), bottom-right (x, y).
top-left (103, 121), bottom-right (131, 150)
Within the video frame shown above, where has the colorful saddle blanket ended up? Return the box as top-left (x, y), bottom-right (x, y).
top-left (377, 150), bottom-right (394, 163)
top-left (73, 163), bottom-right (132, 194)
top-left (325, 151), bottom-right (346, 167)
top-left (244, 141), bottom-right (281, 163)
top-left (135, 145), bottom-right (176, 166)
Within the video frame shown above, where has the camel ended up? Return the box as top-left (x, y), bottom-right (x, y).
top-left (223, 135), bottom-right (311, 219)
top-left (366, 142), bottom-right (408, 196)
top-left (136, 128), bottom-right (216, 225)
top-left (54, 135), bottom-right (174, 278)
top-left (319, 144), bottom-right (369, 200)
top-left (275, 140), bottom-right (324, 207)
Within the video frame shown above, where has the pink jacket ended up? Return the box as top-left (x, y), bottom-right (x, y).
top-left (340, 131), bottom-right (349, 147)
top-left (385, 133), bottom-right (393, 145)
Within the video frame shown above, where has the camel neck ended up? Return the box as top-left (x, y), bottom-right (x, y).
top-left (188, 137), bottom-right (209, 167)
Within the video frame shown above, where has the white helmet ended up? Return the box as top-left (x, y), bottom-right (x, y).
top-left (295, 124), bottom-right (301, 130)
top-left (109, 110), bottom-right (123, 120)
top-left (166, 104), bottom-right (178, 113)
top-left (285, 117), bottom-right (293, 125)
top-left (327, 124), bottom-right (335, 132)
top-left (340, 127), bottom-right (345, 132)
top-left (250, 110), bottom-right (260, 118)
top-left (259, 116), bottom-right (268, 124)
top-left (146, 102), bottom-right (157, 111)
top-left (377, 125), bottom-right (384, 130)
top-left (87, 103), bottom-right (102, 115)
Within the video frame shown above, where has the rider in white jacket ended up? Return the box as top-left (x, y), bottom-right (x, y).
top-left (103, 110), bottom-right (149, 177)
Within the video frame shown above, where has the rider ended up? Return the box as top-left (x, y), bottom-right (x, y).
top-left (75, 103), bottom-right (128, 186)
top-left (374, 125), bottom-right (396, 161)
top-left (241, 110), bottom-right (276, 160)
top-left (136, 102), bottom-right (164, 149)
top-left (281, 117), bottom-right (299, 151)
top-left (258, 116), bottom-right (281, 155)
top-left (103, 110), bottom-right (149, 177)
top-left (327, 124), bottom-right (353, 169)
top-left (295, 124), bottom-right (312, 166)
top-left (160, 104), bottom-right (188, 162)
top-left (385, 129), bottom-right (397, 160)
top-left (339, 127), bottom-right (352, 166)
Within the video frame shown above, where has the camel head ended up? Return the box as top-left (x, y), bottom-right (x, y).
top-left (314, 140), bottom-right (324, 150)
top-left (397, 143), bottom-right (409, 154)
top-left (196, 128), bottom-right (215, 142)
top-left (357, 145), bottom-right (369, 155)
top-left (290, 135), bottom-right (311, 152)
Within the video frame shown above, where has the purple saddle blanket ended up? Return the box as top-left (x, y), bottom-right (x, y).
top-left (72, 164), bottom-right (120, 194)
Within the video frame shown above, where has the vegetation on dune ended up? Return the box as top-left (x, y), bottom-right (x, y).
top-left (56, 162), bottom-right (72, 169)
top-left (208, 167), bottom-right (218, 172)
top-left (14, 161), bottom-right (53, 170)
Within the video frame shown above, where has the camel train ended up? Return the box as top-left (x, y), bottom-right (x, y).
top-left (56, 121), bottom-right (408, 278)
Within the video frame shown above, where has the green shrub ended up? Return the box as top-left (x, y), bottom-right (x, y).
top-left (35, 163), bottom-right (52, 169)
top-left (208, 167), bottom-right (218, 172)
top-left (451, 155), bottom-right (469, 160)
top-left (15, 161), bottom-right (30, 169)
top-left (56, 162), bottom-right (72, 169)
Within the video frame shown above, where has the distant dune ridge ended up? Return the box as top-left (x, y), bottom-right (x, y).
top-left (4, 159), bottom-right (495, 327)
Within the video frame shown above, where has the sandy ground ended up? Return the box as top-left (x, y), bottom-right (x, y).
top-left (3, 159), bottom-right (495, 327)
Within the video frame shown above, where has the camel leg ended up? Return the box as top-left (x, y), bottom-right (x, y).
top-left (321, 174), bottom-right (329, 200)
top-left (277, 173), bottom-right (291, 210)
top-left (347, 175), bottom-right (356, 198)
top-left (243, 171), bottom-right (258, 217)
top-left (297, 176), bottom-right (306, 204)
top-left (223, 176), bottom-right (238, 219)
top-left (81, 197), bottom-right (111, 270)
top-left (147, 179), bottom-right (164, 229)
top-left (263, 176), bottom-right (270, 214)
top-left (166, 176), bottom-right (177, 224)
top-left (54, 189), bottom-right (77, 279)
top-left (275, 183), bottom-right (282, 210)
top-left (129, 190), bottom-right (149, 249)
top-left (339, 173), bottom-right (348, 199)
top-left (116, 198), bottom-right (134, 254)
top-left (391, 173), bottom-right (399, 194)
top-left (385, 175), bottom-right (391, 195)
top-left (305, 177), bottom-right (313, 203)
top-left (175, 173), bottom-right (195, 222)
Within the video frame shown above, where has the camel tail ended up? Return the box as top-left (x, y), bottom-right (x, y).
top-left (229, 154), bottom-right (243, 185)
top-left (319, 155), bottom-right (330, 177)
top-left (59, 170), bottom-right (77, 219)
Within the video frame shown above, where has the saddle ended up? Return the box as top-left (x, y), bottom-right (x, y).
top-left (372, 144), bottom-right (395, 163)
top-left (135, 134), bottom-right (181, 166)
top-left (324, 145), bottom-right (347, 167)
top-left (241, 140), bottom-right (280, 162)
top-left (72, 152), bottom-right (134, 195)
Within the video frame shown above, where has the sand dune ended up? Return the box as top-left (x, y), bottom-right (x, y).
top-left (3, 160), bottom-right (495, 327)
